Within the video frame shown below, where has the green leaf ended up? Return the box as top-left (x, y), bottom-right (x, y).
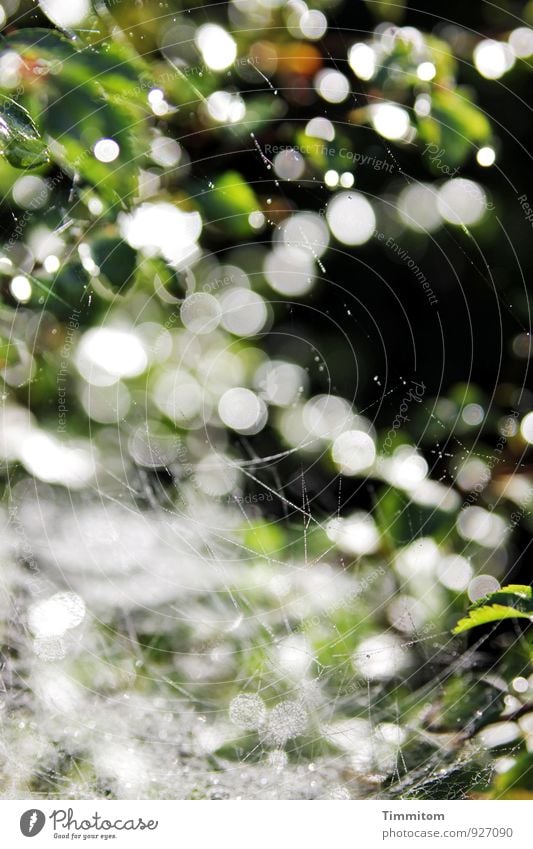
top-left (0, 95), bottom-right (49, 168)
top-left (28, 263), bottom-right (88, 318)
top-left (243, 520), bottom-right (286, 556)
top-left (136, 256), bottom-right (190, 301)
top-left (424, 676), bottom-right (506, 735)
top-left (6, 30), bottom-right (149, 106)
top-left (454, 605), bottom-right (532, 634)
top-left (453, 585), bottom-right (533, 634)
top-left (90, 235), bottom-right (137, 293)
top-left (469, 584), bottom-right (532, 611)
top-left (417, 89), bottom-right (491, 169)
top-left (365, 0), bottom-right (406, 22)
top-left (0, 335), bottom-right (20, 368)
top-left (195, 171), bottom-right (260, 237)
top-left (492, 752), bottom-right (533, 798)
top-left (4, 29), bottom-right (151, 204)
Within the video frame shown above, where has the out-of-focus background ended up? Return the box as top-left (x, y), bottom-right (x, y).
top-left (0, 0), bottom-right (532, 799)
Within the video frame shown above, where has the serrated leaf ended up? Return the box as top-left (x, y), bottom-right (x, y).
top-left (454, 604), bottom-right (532, 634)
top-left (469, 584), bottom-right (532, 613)
top-left (0, 95), bottom-right (49, 168)
top-left (453, 585), bottom-right (533, 634)
top-left (473, 584), bottom-right (532, 601)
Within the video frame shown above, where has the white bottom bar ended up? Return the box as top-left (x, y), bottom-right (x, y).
top-left (1, 799), bottom-right (532, 848)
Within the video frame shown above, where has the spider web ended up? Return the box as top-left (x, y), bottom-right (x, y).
top-left (1, 3), bottom-right (532, 804)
